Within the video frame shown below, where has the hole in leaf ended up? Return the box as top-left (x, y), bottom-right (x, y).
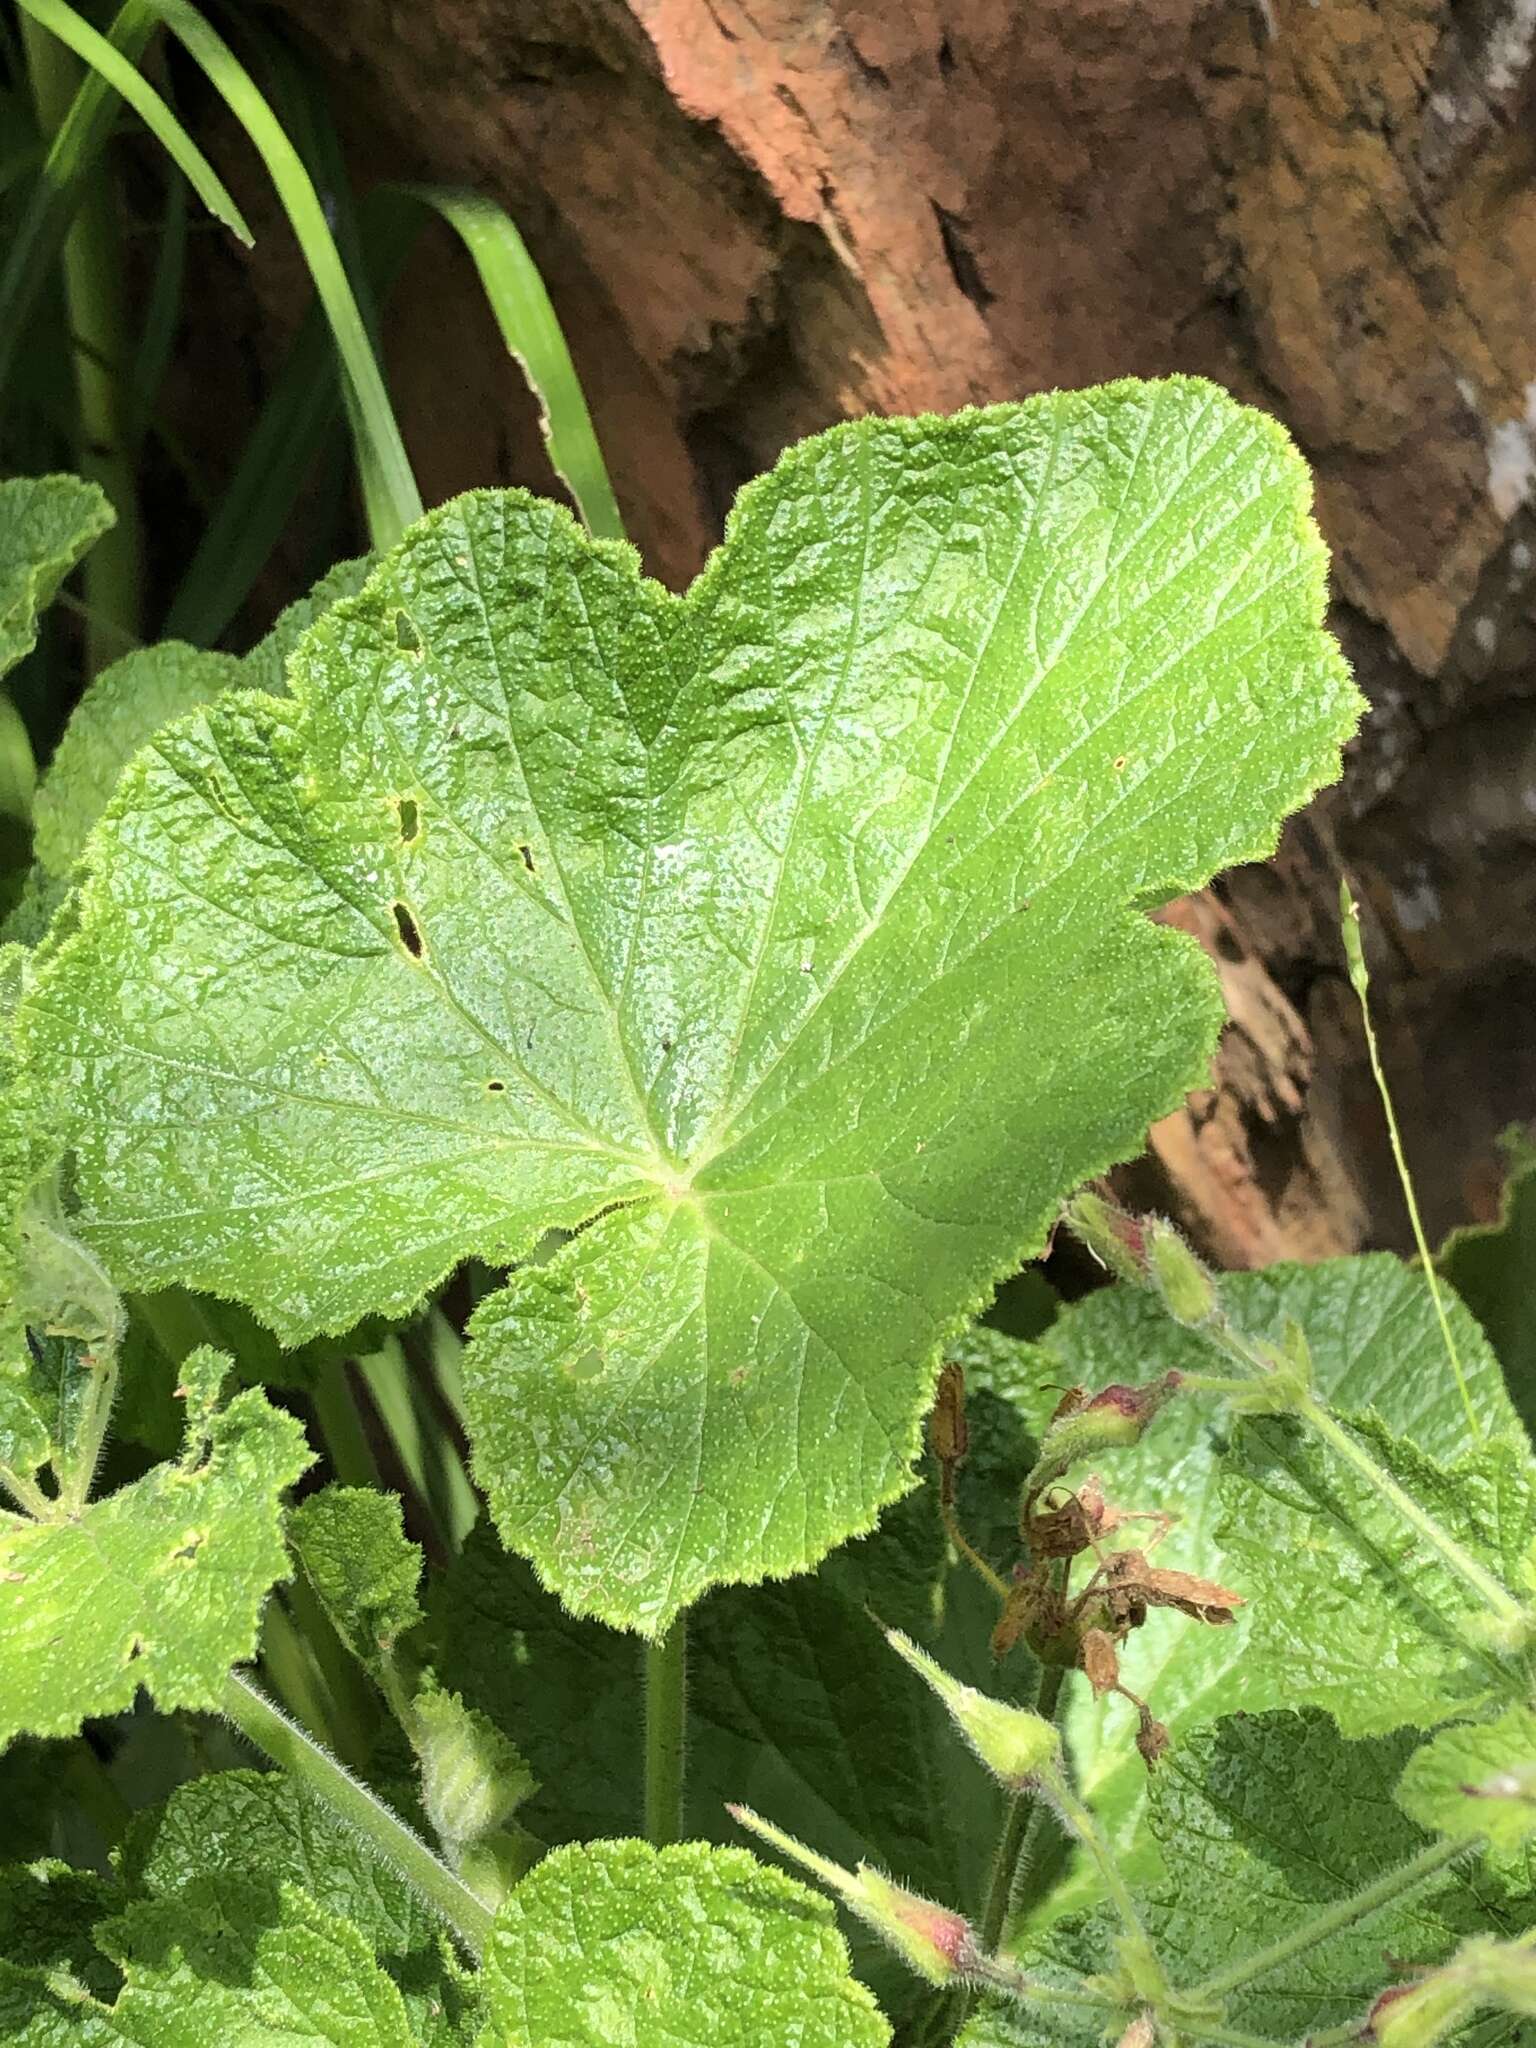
top-left (518, 843), bottom-right (537, 874)
top-left (486, 1079), bottom-right (506, 1093)
top-left (396, 796), bottom-right (421, 843)
top-left (569, 1345), bottom-right (605, 1381)
top-left (392, 902), bottom-right (425, 958)
top-left (394, 610), bottom-right (421, 653)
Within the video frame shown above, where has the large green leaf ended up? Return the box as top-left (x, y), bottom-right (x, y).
top-left (477, 1838), bottom-right (890, 2047)
top-left (0, 476), bottom-right (112, 684)
top-left (0, 1349), bottom-right (312, 1743)
top-left (992, 1258), bottom-right (1524, 1903)
top-left (19, 382), bottom-right (1359, 1630)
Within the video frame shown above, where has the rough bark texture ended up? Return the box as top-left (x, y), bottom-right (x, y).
top-left (227, 0), bottom-right (1536, 1258)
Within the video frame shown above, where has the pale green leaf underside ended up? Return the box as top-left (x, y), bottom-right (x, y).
top-left (478, 1839), bottom-right (889, 2048)
top-left (1001, 1258), bottom-right (1523, 1909)
top-left (0, 1354), bottom-right (312, 1743)
top-left (0, 476), bottom-right (113, 685)
top-left (1397, 1705), bottom-right (1536, 1855)
top-left (21, 380), bottom-right (1359, 1630)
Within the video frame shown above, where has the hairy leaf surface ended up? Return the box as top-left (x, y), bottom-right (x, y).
top-left (478, 1838), bottom-right (889, 2046)
top-left (965, 1711), bottom-right (1531, 2047)
top-left (20, 383), bottom-right (1358, 1628)
top-left (107, 1885), bottom-right (424, 2047)
top-left (996, 1259), bottom-right (1523, 1900)
top-left (0, 1349), bottom-right (311, 1742)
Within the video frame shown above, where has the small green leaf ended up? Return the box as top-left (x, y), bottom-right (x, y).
top-left (411, 1688), bottom-right (535, 1893)
top-left (289, 1484), bottom-right (423, 1682)
top-left (107, 1883), bottom-right (421, 2046)
top-left (31, 643), bottom-right (244, 880)
top-left (0, 1860), bottom-right (120, 1998)
top-left (27, 554), bottom-right (372, 897)
top-left (478, 1838), bottom-right (890, 2047)
top-left (0, 476), bottom-right (112, 684)
top-left (1398, 1704), bottom-right (1536, 1856)
top-left (22, 383), bottom-right (1360, 1631)
top-left (0, 1960), bottom-right (115, 2046)
top-left (0, 1348), bottom-right (313, 1743)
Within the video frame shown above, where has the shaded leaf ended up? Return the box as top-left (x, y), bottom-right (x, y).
top-left (0, 476), bottom-right (112, 684)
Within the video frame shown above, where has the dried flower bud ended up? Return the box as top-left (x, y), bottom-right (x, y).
top-left (1064, 1191), bottom-right (1151, 1285)
top-left (1095, 1549), bottom-right (1243, 1630)
top-left (1135, 1709), bottom-right (1170, 1770)
top-left (885, 1627), bottom-right (1060, 1787)
top-left (1115, 2012), bottom-right (1156, 2048)
top-left (1146, 1219), bottom-right (1217, 1328)
top-left (727, 1804), bottom-right (981, 1984)
top-left (929, 1362), bottom-right (969, 1468)
top-left (1079, 1627), bottom-right (1120, 1696)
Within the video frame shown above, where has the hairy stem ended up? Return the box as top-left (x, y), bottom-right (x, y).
top-left (1007, 1662), bottom-right (1068, 1920)
top-left (58, 1348), bottom-right (119, 1516)
top-left (222, 1668), bottom-right (492, 1957)
top-left (0, 1463), bottom-right (56, 1519)
top-left (1186, 1836), bottom-right (1470, 2003)
top-left (644, 1620), bottom-right (688, 1847)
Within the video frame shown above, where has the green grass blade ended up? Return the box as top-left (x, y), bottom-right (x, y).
top-left (15, 0), bottom-right (251, 244)
top-left (396, 184), bottom-right (625, 541)
top-left (0, 1), bottom-right (154, 402)
top-left (1339, 878), bottom-right (1482, 1441)
top-left (141, 0), bottom-right (421, 550)
top-left (165, 190), bottom-right (420, 646)
top-left (126, 165), bottom-right (186, 444)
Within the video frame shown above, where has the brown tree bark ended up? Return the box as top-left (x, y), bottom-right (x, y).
top-left (244, 0), bottom-right (1536, 1259)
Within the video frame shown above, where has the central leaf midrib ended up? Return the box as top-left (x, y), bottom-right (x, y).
top-left (460, 514), bottom-right (671, 1167)
top-left (683, 399), bottom-right (1264, 1185)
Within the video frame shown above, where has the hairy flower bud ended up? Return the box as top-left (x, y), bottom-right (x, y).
top-left (726, 1804), bottom-right (982, 1983)
top-left (1146, 1219), bottom-right (1217, 1328)
top-left (1064, 1190), bottom-right (1150, 1285)
top-left (1025, 1374), bottom-right (1183, 1500)
top-left (1364, 1976), bottom-right (1474, 2047)
top-left (885, 1627), bottom-right (1060, 1787)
